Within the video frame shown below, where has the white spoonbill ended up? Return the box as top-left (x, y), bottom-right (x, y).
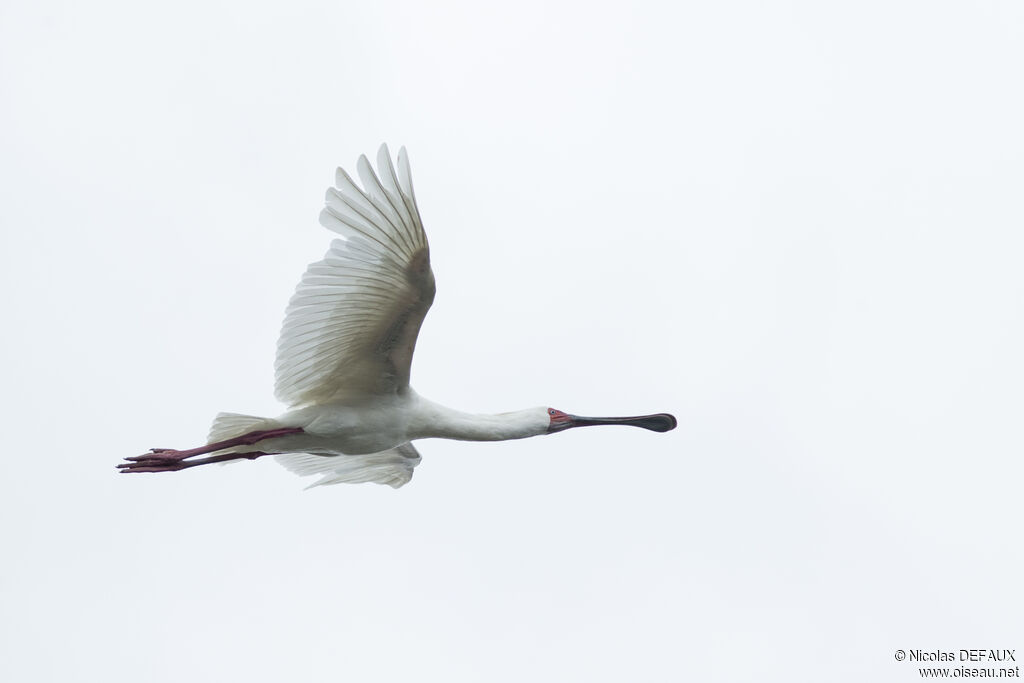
top-left (119, 145), bottom-right (676, 487)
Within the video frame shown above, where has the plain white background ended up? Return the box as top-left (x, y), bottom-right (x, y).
top-left (2, 1), bottom-right (1022, 681)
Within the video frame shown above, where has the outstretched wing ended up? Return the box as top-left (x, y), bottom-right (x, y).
top-left (275, 145), bottom-right (435, 407)
top-left (275, 443), bottom-right (422, 489)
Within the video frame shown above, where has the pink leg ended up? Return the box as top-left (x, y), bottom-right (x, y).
top-left (118, 450), bottom-right (279, 473)
top-left (118, 427), bottom-right (304, 474)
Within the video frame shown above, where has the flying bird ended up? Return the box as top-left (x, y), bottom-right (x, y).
top-left (119, 145), bottom-right (676, 487)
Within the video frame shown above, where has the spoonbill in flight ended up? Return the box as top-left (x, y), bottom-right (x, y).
top-left (119, 145), bottom-right (676, 487)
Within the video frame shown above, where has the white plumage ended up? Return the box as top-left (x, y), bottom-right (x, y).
top-left (276, 146), bottom-right (433, 407)
top-left (120, 145), bottom-right (676, 488)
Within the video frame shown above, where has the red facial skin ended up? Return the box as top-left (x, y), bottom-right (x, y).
top-left (547, 408), bottom-right (574, 433)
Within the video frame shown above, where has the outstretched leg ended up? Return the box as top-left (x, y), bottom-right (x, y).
top-left (118, 427), bottom-right (304, 474)
top-left (119, 450), bottom-right (280, 473)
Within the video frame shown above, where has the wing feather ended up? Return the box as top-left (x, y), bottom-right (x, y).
top-left (276, 443), bottom-right (421, 489)
top-left (274, 144), bottom-right (435, 407)
top-left (356, 156), bottom-right (417, 255)
top-left (396, 147), bottom-right (416, 203)
top-left (375, 146), bottom-right (421, 250)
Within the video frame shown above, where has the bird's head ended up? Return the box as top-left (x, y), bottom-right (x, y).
top-left (545, 408), bottom-right (677, 434)
top-left (546, 408), bottom-right (575, 433)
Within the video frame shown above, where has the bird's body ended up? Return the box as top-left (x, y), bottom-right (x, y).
top-left (233, 394), bottom-right (550, 457)
top-left (120, 145), bottom-right (675, 487)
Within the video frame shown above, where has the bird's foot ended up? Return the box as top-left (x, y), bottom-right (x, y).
top-left (118, 449), bottom-right (191, 473)
top-left (121, 448), bottom-right (190, 463)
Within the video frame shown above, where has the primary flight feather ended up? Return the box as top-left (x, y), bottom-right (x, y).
top-left (119, 145), bottom-right (676, 488)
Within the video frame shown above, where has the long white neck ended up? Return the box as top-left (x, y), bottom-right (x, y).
top-left (408, 394), bottom-right (549, 442)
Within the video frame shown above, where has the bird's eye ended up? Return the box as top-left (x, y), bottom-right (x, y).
top-left (549, 409), bottom-right (555, 415)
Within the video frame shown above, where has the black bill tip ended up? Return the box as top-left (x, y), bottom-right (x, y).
top-left (644, 413), bottom-right (677, 432)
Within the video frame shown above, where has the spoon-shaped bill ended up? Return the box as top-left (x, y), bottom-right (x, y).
top-left (569, 413), bottom-right (677, 432)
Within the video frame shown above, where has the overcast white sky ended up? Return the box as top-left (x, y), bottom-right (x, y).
top-left (2, 1), bottom-right (1022, 681)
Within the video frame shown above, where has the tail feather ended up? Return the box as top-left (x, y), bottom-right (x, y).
top-left (207, 413), bottom-right (279, 464)
top-left (208, 412), bottom-right (277, 443)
